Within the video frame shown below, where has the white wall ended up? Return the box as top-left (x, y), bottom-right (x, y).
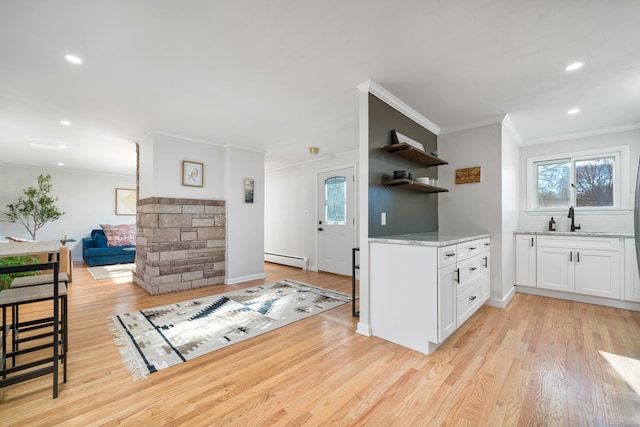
top-left (501, 124), bottom-right (520, 302)
top-left (139, 132), bottom-right (266, 285)
top-left (0, 164), bottom-right (136, 260)
top-left (519, 128), bottom-right (640, 233)
top-left (438, 123), bottom-right (513, 303)
top-left (264, 150), bottom-right (358, 271)
top-left (138, 132), bottom-right (225, 200)
top-left (226, 146), bottom-right (266, 283)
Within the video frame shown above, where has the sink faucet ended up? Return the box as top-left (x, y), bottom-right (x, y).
top-left (568, 206), bottom-right (581, 232)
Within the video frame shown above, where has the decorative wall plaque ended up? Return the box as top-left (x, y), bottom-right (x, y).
top-left (455, 167), bottom-right (481, 184)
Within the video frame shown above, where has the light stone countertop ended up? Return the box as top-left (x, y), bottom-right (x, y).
top-left (369, 231), bottom-right (491, 247)
top-left (515, 230), bottom-right (634, 238)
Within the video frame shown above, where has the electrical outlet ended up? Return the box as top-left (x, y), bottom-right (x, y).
top-left (381, 212), bottom-right (386, 225)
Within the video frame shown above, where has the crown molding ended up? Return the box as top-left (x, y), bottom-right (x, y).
top-left (439, 114), bottom-right (506, 135)
top-left (137, 130), bottom-right (264, 154)
top-left (522, 122), bottom-right (640, 145)
top-left (356, 80), bottom-right (440, 135)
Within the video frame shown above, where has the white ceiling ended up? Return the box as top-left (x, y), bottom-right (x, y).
top-left (1, 1), bottom-right (639, 176)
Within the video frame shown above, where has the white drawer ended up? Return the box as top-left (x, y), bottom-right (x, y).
top-left (457, 282), bottom-right (483, 326)
top-left (457, 239), bottom-right (484, 262)
top-left (457, 255), bottom-right (484, 293)
top-left (537, 235), bottom-right (619, 251)
top-left (479, 238), bottom-right (491, 254)
top-left (438, 245), bottom-right (457, 267)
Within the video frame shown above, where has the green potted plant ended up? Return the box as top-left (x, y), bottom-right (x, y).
top-left (0, 255), bottom-right (39, 290)
top-left (2, 174), bottom-right (65, 240)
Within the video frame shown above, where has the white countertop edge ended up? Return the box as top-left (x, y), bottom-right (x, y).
top-left (515, 231), bottom-right (634, 238)
top-left (369, 232), bottom-right (491, 247)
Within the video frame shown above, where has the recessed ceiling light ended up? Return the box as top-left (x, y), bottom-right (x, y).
top-left (58, 144), bottom-right (67, 149)
top-left (65, 54), bottom-right (83, 64)
top-left (57, 162), bottom-right (64, 166)
top-left (60, 120), bottom-right (71, 126)
top-left (565, 62), bottom-right (583, 71)
top-left (567, 108), bottom-right (581, 115)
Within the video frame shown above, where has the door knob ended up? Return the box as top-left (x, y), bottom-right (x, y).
top-left (318, 227), bottom-right (324, 231)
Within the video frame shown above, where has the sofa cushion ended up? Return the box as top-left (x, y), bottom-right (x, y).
top-left (100, 224), bottom-right (136, 247)
top-left (94, 233), bottom-right (108, 248)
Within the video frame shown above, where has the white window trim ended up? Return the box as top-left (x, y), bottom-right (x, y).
top-left (526, 145), bottom-right (630, 212)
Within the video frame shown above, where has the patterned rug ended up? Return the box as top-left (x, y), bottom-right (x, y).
top-left (87, 263), bottom-right (136, 280)
top-left (109, 280), bottom-right (350, 380)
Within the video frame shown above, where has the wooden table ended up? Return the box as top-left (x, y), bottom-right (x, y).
top-left (0, 241), bottom-right (63, 398)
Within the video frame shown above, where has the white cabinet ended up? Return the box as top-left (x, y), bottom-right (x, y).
top-left (536, 246), bottom-right (573, 291)
top-left (370, 236), bottom-right (490, 355)
top-left (440, 238), bottom-right (490, 329)
top-left (624, 238), bottom-right (640, 302)
top-left (535, 235), bottom-right (620, 299)
top-left (437, 263), bottom-right (457, 342)
top-left (515, 234), bottom-right (536, 286)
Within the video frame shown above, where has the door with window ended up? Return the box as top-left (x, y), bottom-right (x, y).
top-left (317, 167), bottom-right (355, 275)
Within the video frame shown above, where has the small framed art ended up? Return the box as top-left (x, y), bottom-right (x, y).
top-left (244, 178), bottom-right (254, 203)
top-left (182, 161), bottom-right (204, 187)
top-left (116, 188), bottom-right (137, 215)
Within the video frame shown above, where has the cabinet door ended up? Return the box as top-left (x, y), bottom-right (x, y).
top-left (482, 253), bottom-right (490, 301)
top-left (537, 246), bottom-right (574, 291)
top-left (438, 264), bottom-right (457, 343)
top-left (575, 249), bottom-right (620, 299)
top-left (625, 238), bottom-right (640, 302)
top-left (515, 234), bottom-right (536, 286)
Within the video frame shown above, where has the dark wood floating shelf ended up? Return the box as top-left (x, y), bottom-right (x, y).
top-left (383, 178), bottom-right (449, 193)
top-left (381, 143), bottom-right (448, 167)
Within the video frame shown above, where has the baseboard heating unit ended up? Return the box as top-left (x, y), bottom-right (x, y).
top-left (264, 253), bottom-right (309, 270)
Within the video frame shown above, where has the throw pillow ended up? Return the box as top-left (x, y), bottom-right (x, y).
top-left (94, 233), bottom-right (108, 248)
top-left (100, 224), bottom-right (136, 247)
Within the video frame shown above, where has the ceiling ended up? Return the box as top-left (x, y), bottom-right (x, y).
top-left (1, 1), bottom-right (639, 176)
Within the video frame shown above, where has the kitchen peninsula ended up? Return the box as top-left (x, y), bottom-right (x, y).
top-left (369, 232), bottom-right (491, 355)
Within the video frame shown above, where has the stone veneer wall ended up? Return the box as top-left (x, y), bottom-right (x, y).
top-left (134, 197), bottom-right (225, 295)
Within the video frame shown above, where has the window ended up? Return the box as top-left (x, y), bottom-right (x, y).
top-left (324, 176), bottom-right (346, 225)
top-left (528, 147), bottom-right (626, 211)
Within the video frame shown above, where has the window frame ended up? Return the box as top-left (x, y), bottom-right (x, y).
top-left (526, 145), bottom-right (629, 212)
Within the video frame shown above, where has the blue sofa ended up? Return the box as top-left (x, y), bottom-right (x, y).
top-left (82, 229), bottom-right (136, 266)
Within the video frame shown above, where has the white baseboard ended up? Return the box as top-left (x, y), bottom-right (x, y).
top-left (356, 322), bottom-right (372, 336)
top-left (225, 272), bottom-right (267, 285)
top-left (516, 285), bottom-right (640, 311)
top-left (486, 286), bottom-right (516, 309)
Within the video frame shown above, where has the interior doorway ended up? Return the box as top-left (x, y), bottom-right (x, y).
top-left (317, 166), bottom-right (355, 276)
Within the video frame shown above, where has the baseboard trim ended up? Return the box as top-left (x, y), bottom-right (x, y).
top-left (516, 285), bottom-right (640, 311)
top-left (356, 322), bottom-right (372, 336)
top-left (225, 273), bottom-right (267, 285)
top-left (486, 286), bottom-right (516, 309)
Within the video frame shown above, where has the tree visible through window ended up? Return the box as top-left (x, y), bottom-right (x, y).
top-left (575, 157), bottom-right (614, 207)
top-left (325, 176), bottom-right (346, 225)
top-left (534, 154), bottom-right (616, 209)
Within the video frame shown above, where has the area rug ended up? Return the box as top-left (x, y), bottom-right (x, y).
top-left (87, 263), bottom-right (136, 280)
top-left (108, 280), bottom-right (350, 380)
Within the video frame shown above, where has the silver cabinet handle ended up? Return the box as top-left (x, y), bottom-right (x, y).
top-left (531, 237), bottom-right (534, 247)
top-left (484, 242), bottom-right (490, 247)
top-left (469, 295), bottom-right (477, 301)
top-left (446, 252), bottom-right (455, 258)
top-left (469, 267), bottom-right (477, 272)
top-left (577, 252), bottom-right (580, 263)
top-left (570, 251), bottom-right (573, 262)
top-left (454, 268), bottom-right (460, 283)
top-left (483, 256), bottom-right (488, 268)
top-left (469, 247), bottom-right (477, 251)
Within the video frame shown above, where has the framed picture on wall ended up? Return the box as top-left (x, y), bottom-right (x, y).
top-left (244, 178), bottom-right (254, 203)
top-left (116, 188), bottom-right (137, 215)
top-left (182, 161), bottom-right (204, 187)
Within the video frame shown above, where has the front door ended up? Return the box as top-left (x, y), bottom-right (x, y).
top-left (317, 167), bottom-right (355, 275)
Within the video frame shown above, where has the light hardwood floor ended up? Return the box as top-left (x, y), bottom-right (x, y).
top-left (2, 262), bottom-right (640, 426)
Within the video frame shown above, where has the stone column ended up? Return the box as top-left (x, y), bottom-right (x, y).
top-left (134, 197), bottom-right (225, 295)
